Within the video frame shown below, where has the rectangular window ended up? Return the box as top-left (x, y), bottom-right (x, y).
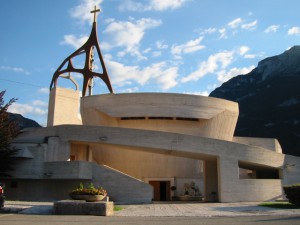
top-left (148, 117), bottom-right (173, 120)
top-left (120, 117), bottom-right (145, 120)
top-left (238, 161), bottom-right (281, 179)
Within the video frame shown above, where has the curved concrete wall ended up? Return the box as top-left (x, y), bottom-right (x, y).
top-left (14, 125), bottom-right (299, 202)
top-left (81, 93), bottom-right (239, 141)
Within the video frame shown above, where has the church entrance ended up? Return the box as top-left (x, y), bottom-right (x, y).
top-left (149, 180), bottom-right (171, 201)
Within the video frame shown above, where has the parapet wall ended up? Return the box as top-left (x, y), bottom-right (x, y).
top-left (81, 93), bottom-right (239, 141)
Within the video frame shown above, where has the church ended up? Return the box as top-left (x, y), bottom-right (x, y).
top-left (4, 7), bottom-right (300, 203)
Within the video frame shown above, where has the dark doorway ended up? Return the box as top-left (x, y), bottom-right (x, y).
top-left (149, 181), bottom-right (170, 201)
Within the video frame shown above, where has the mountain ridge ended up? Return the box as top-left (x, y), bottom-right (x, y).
top-left (210, 45), bottom-right (300, 157)
top-left (8, 112), bottom-right (41, 130)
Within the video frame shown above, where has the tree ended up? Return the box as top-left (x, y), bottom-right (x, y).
top-left (0, 90), bottom-right (19, 177)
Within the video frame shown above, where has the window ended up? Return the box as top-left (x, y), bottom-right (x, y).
top-left (148, 117), bottom-right (173, 120)
top-left (120, 117), bottom-right (145, 120)
top-left (238, 161), bottom-right (281, 179)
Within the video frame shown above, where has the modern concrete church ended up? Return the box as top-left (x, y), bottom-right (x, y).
top-left (5, 8), bottom-right (300, 203)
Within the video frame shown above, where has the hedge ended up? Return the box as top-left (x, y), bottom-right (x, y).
top-left (283, 184), bottom-right (300, 206)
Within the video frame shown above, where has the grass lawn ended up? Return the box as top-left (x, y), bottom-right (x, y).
top-left (259, 202), bottom-right (300, 209)
top-left (113, 205), bottom-right (123, 211)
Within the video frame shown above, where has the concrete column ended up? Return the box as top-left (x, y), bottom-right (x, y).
top-left (203, 159), bottom-right (218, 202)
top-left (46, 137), bottom-right (70, 162)
top-left (217, 157), bottom-right (239, 202)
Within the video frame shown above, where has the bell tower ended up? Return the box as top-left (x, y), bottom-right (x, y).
top-left (47, 6), bottom-right (113, 126)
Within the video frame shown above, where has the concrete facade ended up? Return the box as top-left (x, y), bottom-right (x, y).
top-left (5, 10), bottom-right (299, 204)
top-left (47, 87), bottom-right (82, 126)
top-left (5, 88), bottom-right (300, 203)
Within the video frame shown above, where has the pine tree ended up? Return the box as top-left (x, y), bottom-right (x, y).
top-left (0, 90), bottom-right (19, 177)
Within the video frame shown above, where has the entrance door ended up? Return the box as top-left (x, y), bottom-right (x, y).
top-left (149, 181), bottom-right (171, 201)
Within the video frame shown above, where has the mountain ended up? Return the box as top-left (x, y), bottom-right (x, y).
top-left (210, 46), bottom-right (300, 157)
top-left (8, 113), bottom-right (41, 130)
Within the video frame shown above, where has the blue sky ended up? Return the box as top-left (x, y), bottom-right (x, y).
top-left (1, 0), bottom-right (300, 126)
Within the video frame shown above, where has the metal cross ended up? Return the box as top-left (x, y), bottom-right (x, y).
top-left (90, 6), bottom-right (100, 23)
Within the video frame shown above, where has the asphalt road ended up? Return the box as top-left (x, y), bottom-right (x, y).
top-left (1, 214), bottom-right (300, 225)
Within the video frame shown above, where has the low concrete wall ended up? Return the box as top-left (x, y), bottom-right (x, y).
top-left (283, 154), bottom-right (300, 186)
top-left (54, 200), bottom-right (113, 216)
top-left (44, 161), bottom-right (93, 179)
top-left (233, 137), bottom-right (282, 153)
top-left (92, 164), bottom-right (153, 203)
top-left (3, 179), bottom-right (88, 201)
top-left (4, 159), bottom-right (152, 203)
top-left (234, 179), bottom-right (284, 202)
top-left (218, 157), bottom-right (284, 202)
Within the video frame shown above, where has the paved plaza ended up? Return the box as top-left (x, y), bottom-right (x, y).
top-left (115, 202), bottom-right (300, 217)
top-left (1, 201), bottom-right (300, 217)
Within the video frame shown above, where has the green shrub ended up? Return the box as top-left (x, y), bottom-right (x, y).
top-left (69, 182), bottom-right (107, 196)
top-left (283, 184), bottom-right (300, 206)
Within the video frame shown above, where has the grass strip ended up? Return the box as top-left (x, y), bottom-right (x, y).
top-left (113, 206), bottom-right (123, 211)
top-left (259, 202), bottom-right (300, 209)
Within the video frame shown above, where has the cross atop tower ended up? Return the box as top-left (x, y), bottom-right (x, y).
top-left (50, 5), bottom-right (113, 96)
top-left (90, 6), bottom-right (100, 23)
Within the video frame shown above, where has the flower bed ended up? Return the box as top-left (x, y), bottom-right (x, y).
top-left (69, 183), bottom-right (107, 202)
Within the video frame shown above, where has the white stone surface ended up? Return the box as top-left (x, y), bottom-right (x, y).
top-left (10, 91), bottom-right (300, 203)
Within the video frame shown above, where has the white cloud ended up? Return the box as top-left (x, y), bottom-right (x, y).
top-left (0, 66), bottom-right (30, 75)
top-left (70, 0), bottom-right (103, 24)
top-left (181, 51), bottom-right (234, 83)
top-left (244, 54), bottom-right (256, 59)
top-left (143, 48), bottom-right (152, 54)
top-left (103, 18), bottom-right (162, 59)
top-left (217, 66), bottom-right (255, 82)
top-left (155, 66), bottom-right (178, 90)
top-left (8, 102), bottom-right (48, 116)
top-left (106, 60), bottom-right (178, 90)
top-left (119, 0), bottom-right (189, 11)
top-left (219, 28), bottom-right (227, 39)
top-left (118, 87), bottom-right (139, 93)
top-left (118, 1), bottom-right (145, 11)
top-left (117, 51), bottom-right (127, 58)
top-left (264, 25), bottom-right (280, 33)
top-left (185, 91), bottom-right (209, 96)
top-left (207, 83), bottom-right (218, 91)
top-left (60, 35), bottom-right (88, 49)
top-left (32, 100), bottom-right (48, 107)
top-left (288, 26), bottom-right (300, 35)
top-left (156, 40), bottom-right (168, 49)
top-left (152, 51), bottom-right (162, 57)
top-left (201, 27), bottom-right (217, 35)
top-left (241, 20), bottom-right (257, 30)
top-left (38, 88), bottom-right (49, 94)
top-left (239, 46), bottom-right (250, 55)
top-left (228, 18), bottom-right (242, 28)
top-left (149, 0), bottom-right (189, 11)
top-left (171, 37), bottom-right (205, 56)
top-left (70, 73), bottom-right (84, 80)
